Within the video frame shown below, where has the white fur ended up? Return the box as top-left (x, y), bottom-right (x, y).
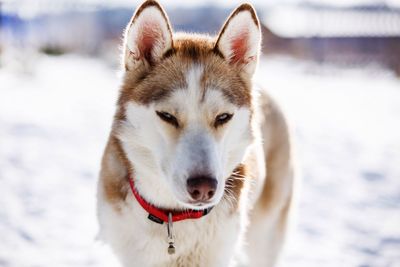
top-left (98, 4), bottom-right (294, 267)
top-left (98, 64), bottom-right (252, 266)
top-left (98, 185), bottom-right (243, 267)
top-left (117, 65), bottom-right (252, 210)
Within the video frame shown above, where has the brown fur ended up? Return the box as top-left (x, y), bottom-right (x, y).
top-left (121, 36), bottom-right (251, 107)
top-left (99, 3), bottom-right (295, 266)
top-left (107, 32), bottom-right (255, 208)
top-left (104, 1), bottom-right (279, 212)
top-left (244, 90), bottom-right (294, 267)
top-left (257, 91), bottom-right (293, 212)
top-left (103, 0), bottom-right (294, 214)
top-left (100, 136), bottom-right (130, 205)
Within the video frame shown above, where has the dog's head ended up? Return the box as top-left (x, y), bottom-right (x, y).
top-left (116, 0), bottom-right (261, 210)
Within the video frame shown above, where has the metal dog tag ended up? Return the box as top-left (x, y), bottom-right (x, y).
top-left (167, 213), bottom-right (175, 255)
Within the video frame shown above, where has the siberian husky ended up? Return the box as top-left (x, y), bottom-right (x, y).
top-left (97, 1), bottom-right (296, 266)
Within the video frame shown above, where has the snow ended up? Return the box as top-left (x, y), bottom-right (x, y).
top-left (1, 54), bottom-right (399, 266)
top-left (256, 59), bottom-right (400, 267)
top-left (0, 55), bottom-right (120, 267)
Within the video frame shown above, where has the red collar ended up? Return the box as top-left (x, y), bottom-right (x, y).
top-left (129, 178), bottom-right (213, 224)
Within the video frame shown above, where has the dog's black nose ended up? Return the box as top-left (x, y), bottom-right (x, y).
top-left (187, 176), bottom-right (218, 201)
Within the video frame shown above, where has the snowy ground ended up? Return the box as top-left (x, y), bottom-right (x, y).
top-left (0, 55), bottom-right (399, 267)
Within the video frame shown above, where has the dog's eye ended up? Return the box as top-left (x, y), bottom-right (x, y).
top-left (214, 113), bottom-right (233, 127)
top-left (156, 111), bottom-right (179, 128)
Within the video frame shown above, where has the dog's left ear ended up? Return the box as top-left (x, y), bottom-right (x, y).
top-left (214, 4), bottom-right (261, 76)
top-left (124, 0), bottom-right (173, 70)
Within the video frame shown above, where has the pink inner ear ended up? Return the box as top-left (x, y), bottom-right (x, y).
top-left (230, 31), bottom-right (249, 64)
top-left (137, 22), bottom-right (164, 63)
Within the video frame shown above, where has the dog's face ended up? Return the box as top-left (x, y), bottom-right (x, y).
top-left (117, 1), bottom-right (261, 210)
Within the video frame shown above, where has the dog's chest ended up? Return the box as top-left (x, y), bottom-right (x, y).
top-left (100, 199), bottom-right (242, 267)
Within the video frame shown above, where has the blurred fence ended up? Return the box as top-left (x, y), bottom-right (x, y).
top-left (262, 3), bottom-right (400, 75)
top-left (1, 1), bottom-right (400, 74)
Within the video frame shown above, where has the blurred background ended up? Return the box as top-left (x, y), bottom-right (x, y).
top-left (0, 0), bottom-right (399, 266)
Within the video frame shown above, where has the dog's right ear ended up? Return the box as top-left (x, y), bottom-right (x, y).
top-left (123, 0), bottom-right (173, 70)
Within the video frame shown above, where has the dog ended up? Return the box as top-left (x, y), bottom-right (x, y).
top-left (97, 1), bottom-right (296, 266)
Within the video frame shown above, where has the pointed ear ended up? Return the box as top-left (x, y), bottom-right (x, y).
top-left (124, 0), bottom-right (173, 70)
top-left (214, 4), bottom-right (261, 76)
